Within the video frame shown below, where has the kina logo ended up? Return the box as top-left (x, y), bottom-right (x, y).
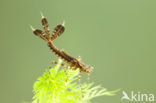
top-left (121, 91), bottom-right (155, 102)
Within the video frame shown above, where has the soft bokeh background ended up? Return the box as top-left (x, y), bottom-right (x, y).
top-left (0, 0), bottom-right (156, 103)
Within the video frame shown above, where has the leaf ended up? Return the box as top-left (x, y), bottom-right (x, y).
top-left (32, 59), bottom-right (119, 103)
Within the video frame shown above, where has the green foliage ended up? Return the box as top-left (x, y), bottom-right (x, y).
top-left (32, 60), bottom-right (119, 103)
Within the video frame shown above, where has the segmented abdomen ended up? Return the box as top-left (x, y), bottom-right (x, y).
top-left (47, 42), bottom-right (77, 66)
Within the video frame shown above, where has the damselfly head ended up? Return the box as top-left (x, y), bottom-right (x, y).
top-left (84, 65), bottom-right (91, 74)
top-left (79, 63), bottom-right (91, 74)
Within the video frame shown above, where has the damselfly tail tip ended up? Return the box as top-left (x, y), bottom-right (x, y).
top-left (29, 24), bottom-right (35, 31)
top-left (40, 12), bottom-right (45, 18)
top-left (62, 20), bottom-right (65, 26)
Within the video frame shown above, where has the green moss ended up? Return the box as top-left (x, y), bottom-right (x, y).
top-left (32, 60), bottom-right (120, 103)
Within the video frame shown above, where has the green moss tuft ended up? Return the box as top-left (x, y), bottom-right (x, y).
top-left (32, 60), bottom-right (119, 103)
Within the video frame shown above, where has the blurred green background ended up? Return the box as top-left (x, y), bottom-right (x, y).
top-left (0, 0), bottom-right (156, 103)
